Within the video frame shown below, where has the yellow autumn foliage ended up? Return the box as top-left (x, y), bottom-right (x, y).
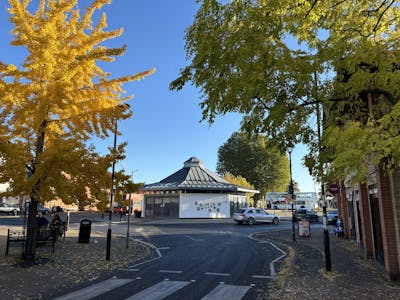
top-left (0, 0), bottom-right (154, 206)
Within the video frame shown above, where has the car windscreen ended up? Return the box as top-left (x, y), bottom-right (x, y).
top-left (235, 209), bottom-right (246, 213)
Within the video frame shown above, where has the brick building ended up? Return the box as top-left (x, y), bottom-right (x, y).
top-left (335, 167), bottom-right (400, 280)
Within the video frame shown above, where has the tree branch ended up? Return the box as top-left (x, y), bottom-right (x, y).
top-left (373, 0), bottom-right (394, 33)
top-left (304, 0), bottom-right (318, 19)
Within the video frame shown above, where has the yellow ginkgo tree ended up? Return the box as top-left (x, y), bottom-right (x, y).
top-left (0, 0), bottom-right (154, 260)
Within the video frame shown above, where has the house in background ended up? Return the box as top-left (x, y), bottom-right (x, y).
top-left (140, 157), bottom-right (259, 219)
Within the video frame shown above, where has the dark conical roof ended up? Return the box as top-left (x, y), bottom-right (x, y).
top-left (140, 157), bottom-right (258, 193)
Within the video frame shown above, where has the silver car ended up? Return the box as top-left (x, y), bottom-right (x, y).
top-left (233, 208), bottom-right (280, 225)
top-left (0, 203), bottom-right (20, 216)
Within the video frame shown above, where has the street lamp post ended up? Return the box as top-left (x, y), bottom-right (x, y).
top-left (288, 146), bottom-right (295, 242)
top-left (106, 117), bottom-right (117, 261)
top-left (106, 103), bottom-right (129, 261)
top-left (126, 191), bottom-right (131, 249)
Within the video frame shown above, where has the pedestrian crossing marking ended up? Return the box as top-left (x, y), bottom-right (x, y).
top-left (252, 275), bottom-right (274, 279)
top-left (200, 284), bottom-right (251, 300)
top-left (53, 277), bottom-right (133, 300)
top-left (204, 272), bottom-right (230, 277)
top-left (125, 280), bottom-right (190, 300)
top-left (159, 269), bottom-right (183, 274)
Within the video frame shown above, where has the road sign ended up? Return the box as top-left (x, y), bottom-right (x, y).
top-left (329, 184), bottom-right (340, 194)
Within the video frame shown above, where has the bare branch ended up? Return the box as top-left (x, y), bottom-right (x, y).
top-left (330, 0), bottom-right (348, 9)
top-left (373, 0), bottom-right (395, 32)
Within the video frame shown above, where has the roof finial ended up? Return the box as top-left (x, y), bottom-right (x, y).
top-left (184, 156), bottom-right (203, 168)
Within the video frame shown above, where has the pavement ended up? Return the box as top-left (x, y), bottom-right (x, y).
top-left (252, 227), bottom-right (400, 299)
top-left (0, 213), bottom-right (153, 300)
top-left (1, 212), bottom-right (399, 299)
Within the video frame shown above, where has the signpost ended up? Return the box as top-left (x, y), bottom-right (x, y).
top-left (329, 184), bottom-right (340, 195)
top-left (298, 219), bottom-right (310, 237)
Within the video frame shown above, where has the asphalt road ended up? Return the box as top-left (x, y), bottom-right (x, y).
top-left (45, 220), bottom-right (293, 300)
top-left (0, 214), bottom-right (318, 299)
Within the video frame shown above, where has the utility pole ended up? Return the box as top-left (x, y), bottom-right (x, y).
top-left (288, 146), bottom-right (296, 242)
top-left (315, 72), bottom-right (332, 271)
top-left (106, 117), bottom-right (117, 261)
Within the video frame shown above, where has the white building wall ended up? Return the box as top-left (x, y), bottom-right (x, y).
top-left (180, 193), bottom-right (230, 218)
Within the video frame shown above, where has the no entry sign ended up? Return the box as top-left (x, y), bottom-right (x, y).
top-left (329, 184), bottom-right (340, 194)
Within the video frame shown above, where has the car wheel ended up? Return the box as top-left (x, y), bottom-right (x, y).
top-left (247, 217), bottom-right (255, 225)
top-left (272, 217), bottom-right (279, 225)
top-left (13, 209), bottom-right (18, 216)
top-left (315, 216), bottom-right (319, 222)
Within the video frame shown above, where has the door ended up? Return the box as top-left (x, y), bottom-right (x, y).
top-left (147, 196), bottom-right (179, 218)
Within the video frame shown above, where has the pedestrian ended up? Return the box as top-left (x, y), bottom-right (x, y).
top-left (50, 214), bottom-right (63, 237)
top-left (37, 212), bottom-right (48, 232)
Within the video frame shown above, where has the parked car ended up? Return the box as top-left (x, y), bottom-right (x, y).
top-left (327, 210), bottom-right (339, 225)
top-left (22, 202), bottom-right (50, 215)
top-left (0, 203), bottom-right (20, 216)
top-left (233, 208), bottom-right (280, 225)
top-left (51, 206), bottom-right (64, 213)
top-left (293, 209), bottom-right (320, 222)
top-left (113, 205), bottom-right (127, 214)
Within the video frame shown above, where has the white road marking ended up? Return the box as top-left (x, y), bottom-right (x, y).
top-left (204, 272), bottom-right (231, 277)
top-left (247, 232), bottom-right (287, 276)
top-left (127, 239), bottom-right (162, 268)
top-left (268, 241), bottom-right (287, 276)
top-left (158, 247), bottom-right (170, 250)
top-left (159, 270), bottom-right (183, 274)
top-left (184, 235), bottom-right (204, 242)
top-left (252, 275), bottom-right (274, 279)
top-left (125, 280), bottom-right (190, 300)
top-left (200, 284), bottom-right (251, 300)
top-left (53, 277), bottom-right (133, 300)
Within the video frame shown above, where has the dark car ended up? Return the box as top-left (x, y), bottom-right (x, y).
top-left (51, 206), bottom-right (64, 213)
top-left (293, 209), bottom-right (320, 222)
top-left (22, 202), bottom-right (50, 215)
top-left (327, 210), bottom-right (339, 224)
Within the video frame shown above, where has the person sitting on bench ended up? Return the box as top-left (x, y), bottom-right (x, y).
top-left (37, 212), bottom-right (48, 231)
top-left (50, 214), bottom-right (63, 237)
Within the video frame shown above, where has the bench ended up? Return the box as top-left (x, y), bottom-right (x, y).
top-left (5, 229), bottom-right (26, 256)
top-left (5, 222), bottom-right (66, 256)
top-left (36, 228), bottom-right (57, 252)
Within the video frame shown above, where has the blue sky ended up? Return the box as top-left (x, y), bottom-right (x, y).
top-left (0, 0), bottom-right (316, 193)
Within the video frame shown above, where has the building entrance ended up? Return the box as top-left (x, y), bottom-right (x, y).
top-left (145, 196), bottom-right (179, 218)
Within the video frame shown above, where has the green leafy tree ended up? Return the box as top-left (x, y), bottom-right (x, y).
top-left (171, 0), bottom-right (400, 185)
top-left (0, 0), bottom-right (154, 260)
top-left (223, 171), bottom-right (255, 205)
top-left (217, 132), bottom-right (289, 200)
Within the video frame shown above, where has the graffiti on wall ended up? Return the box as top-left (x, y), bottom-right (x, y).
top-left (195, 200), bottom-right (224, 212)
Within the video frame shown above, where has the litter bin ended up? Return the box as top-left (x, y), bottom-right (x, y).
top-left (78, 218), bottom-right (92, 243)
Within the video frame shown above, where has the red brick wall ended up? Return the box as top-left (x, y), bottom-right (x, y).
top-left (358, 183), bottom-right (374, 258)
top-left (377, 164), bottom-right (400, 280)
top-left (338, 180), bottom-right (351, 239)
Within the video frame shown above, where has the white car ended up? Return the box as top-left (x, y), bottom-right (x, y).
top-left (233, 208), bottom-right (280, 225)
top-left (0, 203), bottom-right (20, 216)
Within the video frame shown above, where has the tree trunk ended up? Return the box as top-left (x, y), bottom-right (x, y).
top-left (23, 121), bottom-right (46, 261)
top-left (23, 200), bottom-right (38, 261)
